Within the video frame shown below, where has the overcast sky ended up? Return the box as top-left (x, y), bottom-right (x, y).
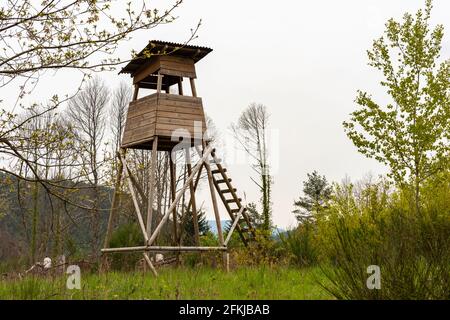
top-left (2, 0), bottom-right (449, 228)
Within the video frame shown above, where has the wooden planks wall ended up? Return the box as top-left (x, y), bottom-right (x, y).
top-left (159, 56), bottom-right (196, 78)
top-left (132, 56), bottom-right (196, 85)
top-left (121, 94), bottom-right (157, 147)
top-left (121, 93), bottom-right (206, 148)
top-left (156, 93), bottom-right (205, 138)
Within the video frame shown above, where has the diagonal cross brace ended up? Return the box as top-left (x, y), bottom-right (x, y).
top-left (147, 144), bottom-right (214, 246)
top-left (224, 206), bottom-right (245, 246)
top-left (121, 152), bottom-right (149, 243)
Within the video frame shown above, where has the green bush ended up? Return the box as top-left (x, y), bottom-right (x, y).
top-left (319, 178), bottom-right (450, 300)
top-left (231, 229), bottom-right (287, 267)
top-left (108, 223), bottom-right (144, 271)
top-left (183, 232), bottom-right (222, 268)
top-left (279, 224), bottom-right (318, 267)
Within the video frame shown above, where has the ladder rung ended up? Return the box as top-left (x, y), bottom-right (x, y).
top-left (207, 147), bottom-right (256, 245)
top-left (216, 178), bottom-right (231, 184)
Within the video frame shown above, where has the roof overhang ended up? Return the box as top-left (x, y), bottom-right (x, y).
top-left (120, 40), bottom-right (212, 75)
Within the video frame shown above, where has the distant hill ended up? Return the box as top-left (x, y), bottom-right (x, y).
top-left (0, 172), bottom-right (113, 260)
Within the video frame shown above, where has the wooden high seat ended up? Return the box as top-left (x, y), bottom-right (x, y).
top-left (102, 41), bottom-right (256, 277)
top-left (119, 40), bottom-right (212, 151)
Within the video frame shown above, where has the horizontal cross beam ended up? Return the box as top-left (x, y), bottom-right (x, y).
top-left (101, 245), bottom-right (227, 253)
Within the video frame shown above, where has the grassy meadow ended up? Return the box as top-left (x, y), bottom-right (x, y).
top-left (0, 266), bottom-right (331, 300)
top-left (0, 1), bottom-right (448, 302)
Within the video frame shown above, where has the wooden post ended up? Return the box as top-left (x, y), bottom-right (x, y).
top-left (178, 77), bottom-right (183, 95)
top-left (103, 152), bottom-right (124, 249)
top-left (133, 84), bottom-right (139, 101)
top-left (169, 157), bottom-right (181, 265)
top-left (156, 73), bottom-right (163, 93)
top-left (189, 78), bottom-right (197, 97)
top-left (196, 145), bottom-right (225, 247)
top-left (226, 252), bottom-right (230, 273)
top-left (146, 137), bottom-right (158, 239)
top-left (121, 153), bottom-right (149, 243)
top-left (185, 148), bottom-right (200, 246)
top-left (143, 252), bottom-right (158, 277)
top-left (198, 144), bottom-right (227, 268)
top-left (169, 156), bottom-right (178, 244)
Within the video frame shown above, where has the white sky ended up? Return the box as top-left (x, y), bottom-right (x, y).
top-left (2, 0), bottom-right (449, 228)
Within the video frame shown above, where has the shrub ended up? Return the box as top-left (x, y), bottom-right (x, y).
top-left (108, 223), bottom-right (143, 271)
top-left (279, 223), bottom-right (318, 267)
top-left (183, 232), bottom-right (223, 268)
top-left (231, 230), bottom-right (287, 267)
top-left (319, 178), bottom-right (450, 300)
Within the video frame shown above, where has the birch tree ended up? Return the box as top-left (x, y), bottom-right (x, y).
top-left (67, 77), bottom-right (109, 257)
top-left (232, 103), bottom-right (272, 233)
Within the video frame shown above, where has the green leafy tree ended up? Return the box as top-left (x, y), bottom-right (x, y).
top-left (0, 0), bottom-right (196, 210)
top-left (293, 171), bottom-right (332, 223)
top-left (343, 0), bottom-right (449, 212)
top-left (0, 0), bottom-right (195, 262)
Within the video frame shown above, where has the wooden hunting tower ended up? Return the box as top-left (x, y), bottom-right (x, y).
top-left (120, 40), bottom-right (211, 151)
top-left (102, 41), bottom-right (255, 276)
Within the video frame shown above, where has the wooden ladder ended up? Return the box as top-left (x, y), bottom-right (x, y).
top-left (208, 148), bottom-right (256, 246)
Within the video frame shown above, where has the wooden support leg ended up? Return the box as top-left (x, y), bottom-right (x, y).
top-left (121, 152), bottom-right (149, 243)
top-left (146, 137), bottom-right (158, 242)
top-left (103, 152), bottom-right (124, 249)
top-left (189, 78), bottom-right (197, 97)
top-left (143, 252), bottom-right (158, 277)
top-left (169, 158), bottom-right (181, 265)
top-left (185, 148), bottom-right (200, 246)
top-left (178, 77), bottom-right (183, 95)
top-left (196, 144), bottom-right (226, 267)
top-left (197, 145), bottom-right (224, 244)
top-left (133, 84), bottom-right (139, 101)
top-left (169, 156), bottom-right (178, 244)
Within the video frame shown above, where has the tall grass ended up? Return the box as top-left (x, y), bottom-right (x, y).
top-left (0, 266), bottom-right (331, 300)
